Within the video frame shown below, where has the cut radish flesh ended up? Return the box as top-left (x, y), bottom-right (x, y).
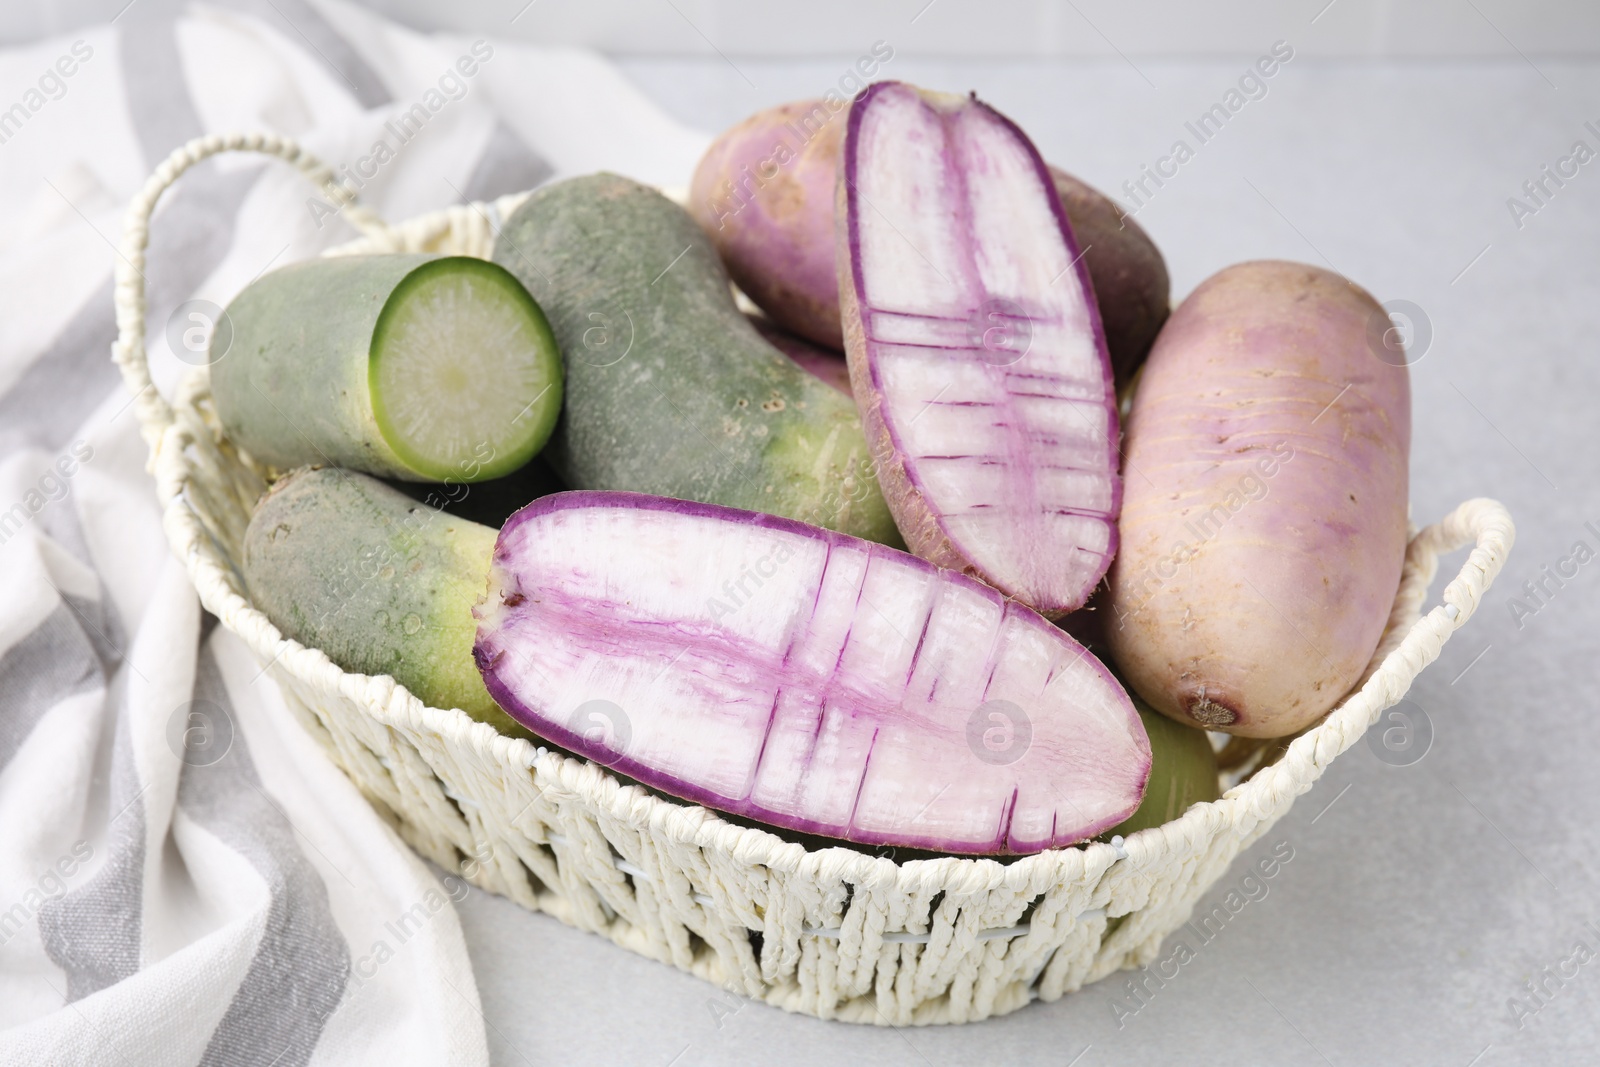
top-left (838, 82), bottom-right (1122, 616)
top-left (474, 492), bottom-right (1149, 855)
top-left (370, 258), bottom-right (563, 482)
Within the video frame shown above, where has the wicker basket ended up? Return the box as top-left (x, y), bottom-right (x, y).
top-left (111, 134), bottom-right (1515, 1026)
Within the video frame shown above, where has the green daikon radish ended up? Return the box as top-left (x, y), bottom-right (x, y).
top-left (242, 466), bottom-right (530, 739)
top-left (1107, 695), bottom-right (1220, 837)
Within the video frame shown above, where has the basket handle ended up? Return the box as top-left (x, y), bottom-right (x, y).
top-left (112, 133), bottom-right (392, 465)
top-left (1413, 496), bottom-right (1515, 629)
top-left (1234, 495), bottom-right (1515, 813)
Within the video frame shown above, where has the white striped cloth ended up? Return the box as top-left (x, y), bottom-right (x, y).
top-left (0, 2), bottom-right (706, 1062)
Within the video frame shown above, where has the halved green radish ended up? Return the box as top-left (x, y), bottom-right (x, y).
top-left (212, 255), bottom-right (562, 483)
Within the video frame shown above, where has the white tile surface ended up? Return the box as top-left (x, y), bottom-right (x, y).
top-left (162, 1), bottom-right (1600, 58)
top-left (15, 1), bottom-right (1598, 57)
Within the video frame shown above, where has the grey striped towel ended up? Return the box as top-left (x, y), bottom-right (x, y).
top-left (0, 1), bottom-right (705, 1061)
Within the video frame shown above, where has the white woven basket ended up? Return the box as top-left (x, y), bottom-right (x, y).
top-left (111, 134), bottom-right (1515, 1026)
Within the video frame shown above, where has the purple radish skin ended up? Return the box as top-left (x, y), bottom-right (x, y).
top-left (1047, 167), bottom-right (1170, 387)
top-left (838, 82), bottom-right (1122, 619)
top-left (474, 491), bottom-right (1149, 855)
top-left (691, 100), bottom-right (848, 348)
top-left (689, 98), bottom-right (1171, 382)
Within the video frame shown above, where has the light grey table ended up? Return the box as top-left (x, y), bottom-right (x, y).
top-left (456, 53), bottom-right (1600, 1067)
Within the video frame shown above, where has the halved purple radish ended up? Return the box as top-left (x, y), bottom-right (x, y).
top-left (474, 491), bottom-right (1148, 855)
top-left (838, 82), bottom-right (1122, 618)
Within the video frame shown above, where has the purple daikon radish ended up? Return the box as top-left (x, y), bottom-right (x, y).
top-left (837, 83), bottom-right (1122, 618)
top-left (474, 492), bottom-right (1149, 855)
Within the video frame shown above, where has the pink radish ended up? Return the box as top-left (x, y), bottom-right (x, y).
top-left (838, 82), bottom-right (1121, 619)
top-left (474, 492), bottom-right (1149, 855)
top-left (688, 100), bottom-right (1171, 383)
top-left (1106, 261), bottom-right (1411, 738)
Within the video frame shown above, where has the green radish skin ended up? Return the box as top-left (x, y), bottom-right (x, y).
top-left (747, 313), bottom-right (853, 395)
top-left (242, 467), bottom-right (531, 739)
top-left (492, 174), bottom-right (900, 545)
top-left (212, 254), bottom-right (563, 483)
top-left (1107, 694), bottom-right (1220, 837)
